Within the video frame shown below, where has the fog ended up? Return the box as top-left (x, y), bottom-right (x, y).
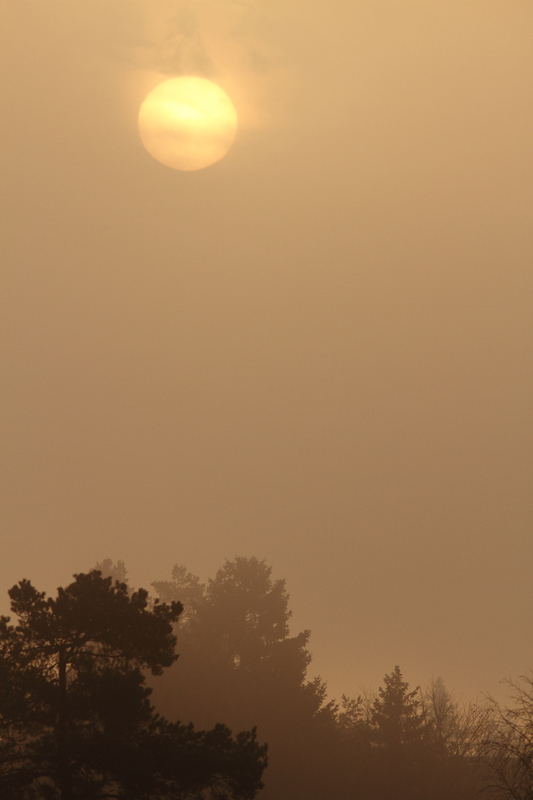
top-left (1, 0), bottom-right (532, 703)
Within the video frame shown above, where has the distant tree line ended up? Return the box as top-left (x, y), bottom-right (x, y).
top-left (145, 556), bottom-right (493, 800)
top-left (1, 555), bottom-right (533, 799)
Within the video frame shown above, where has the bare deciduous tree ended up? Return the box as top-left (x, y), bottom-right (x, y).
top-left (482, 673), bottom-right (533, 800)
top-left (421, 676), bottom-right (493, 758)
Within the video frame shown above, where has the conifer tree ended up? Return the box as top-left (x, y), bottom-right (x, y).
top-left (0, 570), bottom-right (267, 800)
top-left (371, 665), bottom-right (426, 753)
top-left (370, 666), bottom-right (430, 800)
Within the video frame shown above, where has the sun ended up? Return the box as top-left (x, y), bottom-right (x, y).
top-left (138, 77), bottom-right (238, 171)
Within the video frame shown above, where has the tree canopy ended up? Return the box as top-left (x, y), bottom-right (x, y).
top-left (8, 556), bottom-right (502, 800)
top-left (149, 557), bottom-right (499, 800)
top-left (150, 557), bottom-right (338, 799)
top-left (0, 570), bottom-right (267, 800)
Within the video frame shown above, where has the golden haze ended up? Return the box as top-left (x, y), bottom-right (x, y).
top-left (1, 0), bottom-right (533, 706)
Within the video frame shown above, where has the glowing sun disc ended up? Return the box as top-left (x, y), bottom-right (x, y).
top-left (138, 77), bottom-right (238, 171)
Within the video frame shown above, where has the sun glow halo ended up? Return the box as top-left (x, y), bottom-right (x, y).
top-left (138, 77), bottom-right (238, 171)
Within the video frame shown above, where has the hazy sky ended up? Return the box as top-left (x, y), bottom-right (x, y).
top-left (1, 0), bottom-right (533, 702)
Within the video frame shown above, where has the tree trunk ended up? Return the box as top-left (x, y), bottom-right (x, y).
top-left (57, 647), bottom-right (71, 800)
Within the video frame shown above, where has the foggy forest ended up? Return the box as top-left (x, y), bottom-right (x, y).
top-left (2, 0), bottom-right (533, 798)
top-left (1, 556), bottom-right (533, 799)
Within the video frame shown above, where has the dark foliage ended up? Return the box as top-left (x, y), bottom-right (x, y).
top-left (0, 570), bottom-right (267, 800)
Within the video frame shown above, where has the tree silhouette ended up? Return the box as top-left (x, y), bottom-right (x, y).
top-left (150, 557), bottom-right (337, 800)
top-left (369, 666), bottom-right (432, 800)
top-left (93, 558), bottom-right (128, 585)
top-left (482, 672), bottom-right (533, 800)
top-left (0, 571), bottom-right (267, 800)
top-left (371, 666), bottom-right (425, 751)
top-left (151, 557), bottom-right (316, 728)
top-left (420, 677), bottom-right (492, 799)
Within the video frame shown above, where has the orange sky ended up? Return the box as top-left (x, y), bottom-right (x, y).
top-left (1, 0), bottom-right (532, 702)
